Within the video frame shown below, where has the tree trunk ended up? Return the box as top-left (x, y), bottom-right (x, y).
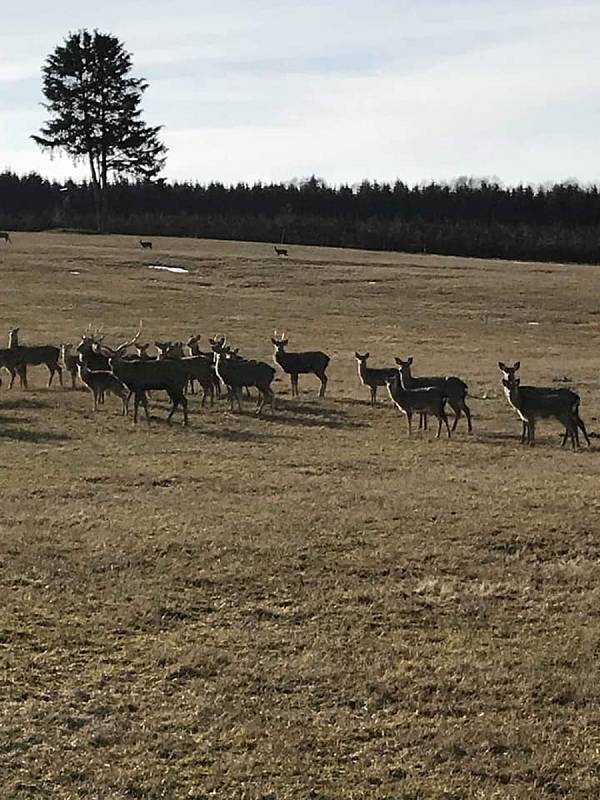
top-left (89, 155), bottom-right (105, 233)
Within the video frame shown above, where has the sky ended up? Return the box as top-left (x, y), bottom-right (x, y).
top-left (1, 0), bottom-right (600, 187)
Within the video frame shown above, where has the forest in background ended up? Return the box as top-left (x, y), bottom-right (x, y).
top-left (2, 171), bottom-right (600, 263)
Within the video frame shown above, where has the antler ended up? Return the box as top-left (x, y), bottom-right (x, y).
top-left (115, 320), bottom-right (143, 353)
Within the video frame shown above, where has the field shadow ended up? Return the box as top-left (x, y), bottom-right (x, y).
top-left (0, 398), bottom-right (51, 410)
top-left (270, 400), bottom-right (367, 430)
top-left (0, 426), bottom-right (71, 443)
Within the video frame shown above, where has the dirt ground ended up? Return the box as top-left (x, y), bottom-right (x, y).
top-left (1, 232), bottom-right (599, 799)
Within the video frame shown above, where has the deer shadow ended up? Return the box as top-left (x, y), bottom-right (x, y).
top-left (0, 398), bottom-right (51, 411)
top-left (0, 427), bottom-right (71, 444)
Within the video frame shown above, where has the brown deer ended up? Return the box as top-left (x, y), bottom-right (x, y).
top-left (274, 246), bottom-right (288, 256)
top-left (139, 240), bottom-right (153, 249)
top-left (0, 232), bottom-right (11, 243)
top-left (498, 361), bottom-right (589, 448)
top-left (385, 378), bottom-right (451, 438)
top-left (271, 332), bottom-right (330, 397)
top-left (354, 352), bottom-right (397, 406)
top-left (109, 356), bottom-right (189, 425)
top-left (8, 328), bottom-right (62, 388)
top-left (211, 336), bottom-right (275, 414)
top-left (395, 356), bottom-right (472, 433)
top-left (77, 360), bottom-right (130, 414)
top-left (155, 340), bottom-right (215, 406)
top-left (61, 344), bottom-right (80, 389)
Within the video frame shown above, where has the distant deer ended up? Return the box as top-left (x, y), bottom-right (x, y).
top-left (395, 356), bottom-right (472, 432)
top-left (498, 361), bottom-right (589, 448)
top-left (0, 232), bottom-right (11, 243)
top-left (210, 336), bottom-right (275, 414)
top-left (271, 332), bottom-right (330, 397)
top-left (385, 378), bottom-right (451, 438)
top-left (139, 240), bottom-right (153, 250)
top-left (8, 327), bottom-right (62, 388)
top-left (60, 344), bottom-right (80, 389)
top-left (274, 246), bottom-right (288, 256)
top-left (77, 360), bottom-right (130, 414)
top-left (354, 352), bottom-right (397, 406)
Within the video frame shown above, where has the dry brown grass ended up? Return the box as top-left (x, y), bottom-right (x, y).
top-left (1, 233), bottom-right (600, 799)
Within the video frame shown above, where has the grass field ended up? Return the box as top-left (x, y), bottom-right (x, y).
top-left (1, 233), bottom-right (600, 799)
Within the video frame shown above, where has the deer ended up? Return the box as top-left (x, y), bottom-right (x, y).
top-left (77, 359), bottom-right (130, 414)
top-left (0, 348), bottom-right (27, 388)
top-left (155, 340), bottom-right (215, 406)
top-left (498, 362), bottom-right (590, 448)
top-left (385, 378), bottom-right (451, 438)
top-left (108, 355), bottom-right (189, 425)
top-left (274, 246), bottom-right (288, 256)
top-left (8, 327), bottom-right (62, 388)
top-left (395, 356), bottom-right (472, 433)
top-left (60, 344), bottom-right (80, 389)
top-left (271, 332), bottom-right (330, 398)
top-left (0, 232), bottom-right (11, 243)
top-left (210, 336), bottom-right (275, 414)
top-left (354, 352), bottom-right (398, 406)
top-left (139, 240), bottom-right (152, 250)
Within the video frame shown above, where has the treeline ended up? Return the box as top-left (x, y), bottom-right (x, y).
top-left (2, 171), bottom-right (600, 263)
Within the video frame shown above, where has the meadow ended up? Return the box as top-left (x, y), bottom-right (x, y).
top-left (1, 232), bottom-right (600, 799)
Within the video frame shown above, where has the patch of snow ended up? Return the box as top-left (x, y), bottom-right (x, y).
top-left (69, 271), bottom-right (80, 275)
top-left (148, 265), bottom-right (189, 274)
top-left (528, 321), bottom-right (540, 325)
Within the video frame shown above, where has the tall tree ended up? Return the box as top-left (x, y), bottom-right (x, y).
top-left (32, 29), bottom-right (167, 232)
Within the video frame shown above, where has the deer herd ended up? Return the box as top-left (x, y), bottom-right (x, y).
top-left (0, 322), bottom-right (592, 449)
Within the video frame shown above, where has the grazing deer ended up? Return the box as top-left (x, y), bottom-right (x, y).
top-left (77, 360), bottom-right (130, 414)
top-left (8, 327), bottom-right (62, 388)
top-left (140, 240), bottom-right (153, 250)
top-left (395, 357), bottom-right (472, 433)
top-left (498, 362), bottom-right (589, 448)
top-left (0, 348), bottom-right (27, 388)
top-left (274, 246), bottom-right (288, 256)
top-left (354, 352), bottom-right (397, 406)
top-left (385, 378), bottom-right (451, 438)
top-left (271, 332), bottom-right (330, 398)
top-left (109, 356), bottom-right (189, 425)
top-left (60, 344), bottom-right (80, 389)
top-left (0, 232), bottom-right (11, 244)
top-left (211, 336), bottom-right (275, 414)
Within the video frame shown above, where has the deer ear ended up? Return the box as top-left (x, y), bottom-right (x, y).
top-left (271, 338), bottom-right (278, 345)
top-left (364, 352), bottom-right (369, 359)
top-left (407, 356), bottom-right (413, 365)
top-left (354, 352), bottom-right (360, 359)
top-left (498, 361), bottom-right (506, 371)
top-left (394, 357), bottom-right (402, 365)
top-left (514, 361), bottom-right (521, 371)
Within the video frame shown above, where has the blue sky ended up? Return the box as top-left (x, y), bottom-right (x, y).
top-left (1, 0), bottom-right (599, 186)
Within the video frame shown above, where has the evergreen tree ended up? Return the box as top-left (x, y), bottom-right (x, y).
top-left (32, 29), bottom-right (167, 232)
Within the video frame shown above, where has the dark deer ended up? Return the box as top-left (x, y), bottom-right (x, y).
top-left (155, 341), bottom-right (215, 407)
top-left (0, 348), bottom-right (27, 388)
top-left (271, 331), bottom-right (330, 397)
top-left (274, 246), bottom-right (288, 256)
top-left (0, 232), bottom-right (11, 243)
top-left (498, 361), bottom-right (589, 448)
top-left (354, 352), bottom-right (397, 406)
top-left (109, 356), bottom-right (189, 425)
top-left (8, 327), bottom-right (62, 388)
top-left (385, 378), bottom-right (451, 438)
top-left (77, 360), bottom-right (130, 414)
top-left (395, 356), bottom-right (472, 433)
top-left (210, 336), bottom-right (275, 414)
top-left (140, 240), bottom-right (153, 250)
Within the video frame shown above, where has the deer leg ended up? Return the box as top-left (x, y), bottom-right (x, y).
top-left (449, 400), bottom-right (462, 432)
top-left (93, 389), bottom-right (99, 411)
top-left (370, 386), bottom-right (376, 406)
top-left (318, 373), bottom-right (327, 398)
top-left (521, 421), bottom-right (528, 444)
top-left (462, 399), bottom-right (473, 432)
top-left (8, 367), bottom-right (16, 389)
top-left (528, 419), bottom-right (536, 447)
top-left (576, 415), bottom-right (590, 446)
top-left (406, 410), bottom-right (413, 436)
top-left (179, 392), bottom-right (189, 425)
top-left (56, 364), bottom-right (63, 387)
top-left (442, 409), bottom-right (452, 439)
